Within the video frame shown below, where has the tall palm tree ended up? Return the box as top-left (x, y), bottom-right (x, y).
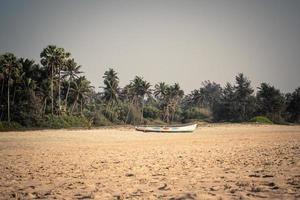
top-left (167, 83), bottom-right (184, 122)
top-left (40, 45), bottom-right (56, 114)
top-left (62, 58), bottom-right (82, 111)
top-left (56, 48), bottom-right (70, 114)
top-left (0, 53), bottom-right (20, 122)
top-left (70, 76), bottom-right (93, 115)
top-left (40, 45), bottom-right (70, 115)
top-left (126, 76), bottom-right (151, 123)
top-left (101, 68), bottom-right (119, 105)
top-left (154, 82), bottom-right (167, 99)
top-left (154, 82), bottom-right (183, 123)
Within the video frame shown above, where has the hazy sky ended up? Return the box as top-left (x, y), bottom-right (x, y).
top-left (0, 0), bottom-right (300, 93)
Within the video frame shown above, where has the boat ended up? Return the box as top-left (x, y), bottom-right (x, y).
top-left (135, 123), bottom-right (197, 132)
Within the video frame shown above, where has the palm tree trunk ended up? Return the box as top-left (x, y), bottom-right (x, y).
top-left (7, 76), bottom-right (10, 123)
top-left (64, 79), bottom-right (71, 110)
top-left (12, 86), bottom-right (16, 105)
top-left (140, 97), bottom-right (144, 123)
top-left (58, 65), bottom-right (61, 115)
top-left (51, 64), bottom-right (54, 115)
top-left (80, 98), bottom-right (83, 116)
top-left (125, 97), bottom-right (135, 124)
top-left (71, 94), bottom-right (79, 114)
top-left (1, 79), bottom-right (4, 97)
top-left (41, 97), bottom-right (47, 115)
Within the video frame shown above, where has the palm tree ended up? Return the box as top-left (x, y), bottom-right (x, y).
top-left (62, 58), bottom-right (82, 111)
top-left (101, 68), bottom-right (119, 105)
top-left (40, 45), bottom-right (70, 115)
top-left (56, 48), bottom-right (70, 114)
top-left (70, 76), bottom-right (93, 115)
top-left (0, 53), bottom-right (20, 122)
top-left (167, 83), bottom-right (184, 122)
top-left (154, 82), bottom-right (167, 99)
top-left (126, 76), bottom-right (151, 123)
top-left (100, 68), bottom-right (120, 122)
top-left (154, 82), bottom-right (183, 123)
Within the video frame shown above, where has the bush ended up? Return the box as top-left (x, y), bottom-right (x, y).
top-left (0, 121), bottom-right (23, 131)
top-left (182, 107), bottom-right (211, 121)
top-left (126, 105), bottom-right (142, 125)
top-left (92, 112), bottom-right (113, 126)
top-left (39, 115), bottom-right (89, 129)
top-left (249, 116), bottom-right (273, 124)
top-left (143, 118), bottom-right (166, 125)
top-left (61, 115), bottom-right (89, 127)
top-left (143, 106), bottom-right (160, 119)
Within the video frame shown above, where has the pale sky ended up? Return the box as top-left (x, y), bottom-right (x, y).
top-left (0, 0), bottom-right (300, 93)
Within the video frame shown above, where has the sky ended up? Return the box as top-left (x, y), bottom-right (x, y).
top-left (0, 0), bottom-right (300, 93)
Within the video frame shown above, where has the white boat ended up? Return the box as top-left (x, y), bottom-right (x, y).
top-left (135, 123), bottom-right (197, 132)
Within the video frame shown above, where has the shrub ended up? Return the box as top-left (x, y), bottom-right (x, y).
top-left (182, 107), bottom-right (211, 121)
top-left (61, 115), bottom-right (89, 127)
top-left (126, 105), bottom-right (142, 125)
top-left (39, 115), bottom-right (89, 129)
top-left (249, 116), bottom-right (273, 124)
top-left (0, 121), bottom-right (23, 131)
top-left (143, 106), bottom-right (160, 119)
top-left (92, 112), bottom-right (113, 126)
top-left (39, 115), bottom-right (70, 129)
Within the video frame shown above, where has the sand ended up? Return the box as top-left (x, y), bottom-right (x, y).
top-left (0, 124), bottom-right (299, 200)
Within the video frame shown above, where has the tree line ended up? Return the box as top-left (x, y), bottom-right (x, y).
top-left (0, 45), bottom-right (299, 129)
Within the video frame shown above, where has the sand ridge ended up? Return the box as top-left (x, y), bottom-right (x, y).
top-left (0, 124), bottom-right (299, 199)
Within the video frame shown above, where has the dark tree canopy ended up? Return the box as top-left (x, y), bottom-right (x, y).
top-left (0, 49), bottom-right (299, 129)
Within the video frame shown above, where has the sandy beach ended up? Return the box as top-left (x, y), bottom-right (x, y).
top-left (0, 124), bottom-right (299, 199)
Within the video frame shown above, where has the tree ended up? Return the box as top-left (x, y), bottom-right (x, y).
top-left (154, 82), bottom-right (183, 123)
top-left (286, 87), bottom-right (300, 123)
top-left (16, 58), bottom-right (43, 126)
top-left (40, 45), bottom-right (70, 115)
top-left (234, 73), bottom-right (255, 121)
top-left (212, 83), bottom-right (235, 121)
top-left (126, 76), bottom-right (151, 123)
top-left (102, 68), bottom-right (119, 105)
top-left (70, 76), bottom-right (93, 115)
top-left (100, 68), bottom-right (120, 122)
top-left (257, 83), bottom-right (285, 122)
top-left (0, 53), bottom-right (21, 122)
top-left (62, 58), bottom-right (82, 111)
top-left (188, 81), bottom-right (222, 109)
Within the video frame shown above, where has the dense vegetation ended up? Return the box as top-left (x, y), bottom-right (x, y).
top-left (0, 45), bottom-right (299, 130)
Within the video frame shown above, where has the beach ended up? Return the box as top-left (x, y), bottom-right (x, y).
top-left (0, 124), bottom-right (299, 199)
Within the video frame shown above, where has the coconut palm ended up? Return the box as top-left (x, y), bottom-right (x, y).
top-left (0, 53), bottom-right (21, 122)
top-left (62, 58), bottom-right (82, 111)
top-left (101, 68), bottom-right (119, 105)
top-left (40, 45), bottom-right (70, 115)
top-left (125, 76), bottom-right (151, 123)
top-left (70, 76), bottom-right (93, 115)
top-left (154, 82), bottom-right (183, 123)
top-left (154, 82), bottom-right (168, 99)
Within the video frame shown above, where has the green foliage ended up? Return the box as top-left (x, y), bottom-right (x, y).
top-left (143, 105), bottom-right (160, 119)
top-left (249, 116), bottom-right (273, 124)
top-left (39, 115), bottom-right (88, 129)
top-left (0, 121), bottom-right (23, 131)
top-left (92, 112), bottom-right (113, 126)
top-left (1, 49), bottom-right (299, 128)
top-left (286, 87), bottom-right (300, 123)
top-left (213, 74), bottom-right (256, 122)
top-left (182, 107), bottom-right (211, 121)
top-left (126, 104), bottom-right (142, 125)
top-left (257, 83), bottom-right (285, 123)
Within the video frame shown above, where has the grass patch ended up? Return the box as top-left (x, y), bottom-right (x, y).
top-left (0, 121), bottom-right (23, 131)
top-left (249, 116), bottom-right (273, 124)
top-left (39, 115), bottom-right (89, 129)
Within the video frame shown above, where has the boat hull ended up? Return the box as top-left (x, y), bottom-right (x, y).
top-left (135, 124), bottom-right (197, 132)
